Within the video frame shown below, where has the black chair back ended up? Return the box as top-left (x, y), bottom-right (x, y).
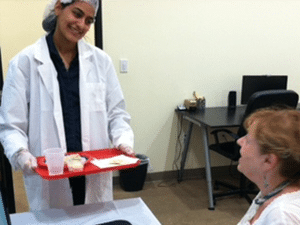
top-left (226, 89), bottom-right (299, 161)
top-left (238, 89), bottom-right (299, 138)
top-left (209, 89), bottom-right (299, 205)
top-left (227, 90), bottom-right (299, 161)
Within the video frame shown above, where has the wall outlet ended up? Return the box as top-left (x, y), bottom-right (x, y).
top-left (120, 59), bottom-right (128, 73)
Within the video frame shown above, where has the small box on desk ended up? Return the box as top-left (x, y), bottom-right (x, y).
top-left (184, 99), bottom-right (197, 110)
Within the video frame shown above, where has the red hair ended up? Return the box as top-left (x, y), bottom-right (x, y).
top-left (244, 108), bottom-right (300, 181)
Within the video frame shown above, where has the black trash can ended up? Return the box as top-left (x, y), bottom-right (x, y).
top-left (119, 154), bottom-right (149, 192)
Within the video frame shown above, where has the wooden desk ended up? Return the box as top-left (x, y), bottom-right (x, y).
top-left (176, 106), bottom-right (246, 210)
top-left (10, 198), bottom-right (161, 225)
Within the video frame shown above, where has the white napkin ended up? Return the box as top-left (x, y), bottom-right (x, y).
top-left (91, 155), bottom-right (139, 169)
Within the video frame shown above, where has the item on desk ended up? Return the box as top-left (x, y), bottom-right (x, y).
top-left (177, 104), bottom-right (187, 111)
top-left (184, 91), bottom-right (205, 110)
top-left (228, 91), bottom-right (236, 109)
top-left (193, 91), bottom-right (201, 100)
top-left (91, 155), bottom-right (139, 169)
top-left (193, 91), bottom-right (206, 110)
top-left (184, 99), bottom-right (197, 110)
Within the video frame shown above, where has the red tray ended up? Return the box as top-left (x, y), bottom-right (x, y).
top-left (35, 148), bottom-right (141, 180)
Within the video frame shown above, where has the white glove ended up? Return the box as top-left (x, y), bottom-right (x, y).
top-left (118, 144), bottom-right (135, 156)
top-left (14, 149), bottom-right (37, 175)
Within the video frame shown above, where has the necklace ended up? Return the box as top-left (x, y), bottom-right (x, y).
top-left (255, 180), bottom-right (291, 206)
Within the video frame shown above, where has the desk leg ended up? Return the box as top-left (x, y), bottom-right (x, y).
top-left (177, 122), bottom-right (193, 183)
top-left (201, 126), bottom-right (215, 210)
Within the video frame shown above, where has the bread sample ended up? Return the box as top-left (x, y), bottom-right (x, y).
top-left (65, 154), bottom-right (85, 172)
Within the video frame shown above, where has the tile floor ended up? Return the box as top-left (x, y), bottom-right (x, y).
top-left (12, 171), bottom-right (251, 225)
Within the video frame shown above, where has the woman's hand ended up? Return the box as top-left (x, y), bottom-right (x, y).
top-left (118, 144), bottom-right (135, 156)
top-left (15, 149), bottom-right (37, 175)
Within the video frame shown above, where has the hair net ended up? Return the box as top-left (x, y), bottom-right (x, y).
top-left (42, 0), bottom-right (99, 32)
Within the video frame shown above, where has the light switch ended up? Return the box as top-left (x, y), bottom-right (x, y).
top-left (120, 59), bottom-right (128, 73)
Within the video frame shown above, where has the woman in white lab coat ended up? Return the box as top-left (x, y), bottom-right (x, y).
top-left (0, 0), bottom-right (134, 210)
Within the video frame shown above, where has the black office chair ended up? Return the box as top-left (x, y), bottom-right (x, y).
top-left (209, 89), bottom-right (299, 205)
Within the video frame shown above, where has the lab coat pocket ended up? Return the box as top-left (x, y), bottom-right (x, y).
top-left (86, 83), bottom-right (106, 111)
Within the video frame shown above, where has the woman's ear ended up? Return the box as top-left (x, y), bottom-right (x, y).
top-left (264, 153), bottom-right (280, 171)
top-left (54, 0), bottom-right (63, 16)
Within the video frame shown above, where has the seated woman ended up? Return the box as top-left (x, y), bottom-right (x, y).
top-left (237, 107), bottom-right (300, 224)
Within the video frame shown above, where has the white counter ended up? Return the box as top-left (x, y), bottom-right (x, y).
top-left (10, 197), bottom-right (161, 225)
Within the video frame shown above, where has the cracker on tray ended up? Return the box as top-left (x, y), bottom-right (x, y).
top-left (65, 154), bottom-right (86, 172)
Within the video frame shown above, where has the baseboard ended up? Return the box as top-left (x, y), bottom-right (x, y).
top-left (113, 165), bottom-right (238, 186)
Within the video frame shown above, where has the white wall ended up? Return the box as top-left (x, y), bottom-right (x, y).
top-left (102, 0), bottom-right (300, 173)
top-left (0, 0), bottom-right (95, 73)
top-left (1, 0), bottom-right (300, 174)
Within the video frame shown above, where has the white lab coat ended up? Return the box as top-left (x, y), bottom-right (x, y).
top-left (0, 36), bottom-right (134, 210)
